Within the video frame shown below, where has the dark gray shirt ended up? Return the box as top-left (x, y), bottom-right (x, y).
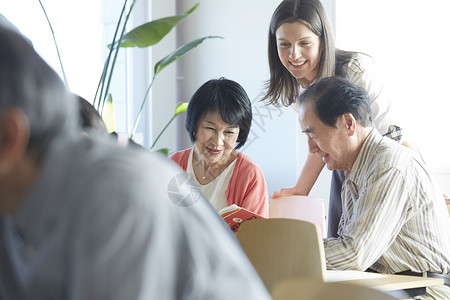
top-left (0, 135), bottom-right (270, 300)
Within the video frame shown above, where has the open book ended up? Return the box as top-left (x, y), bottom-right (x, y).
top-left (219, 204), bottom-right (265, 233)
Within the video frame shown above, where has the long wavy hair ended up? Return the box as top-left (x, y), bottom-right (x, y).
top-left (262, 0), bottom-right (361, 107)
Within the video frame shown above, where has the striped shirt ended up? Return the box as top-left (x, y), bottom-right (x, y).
top-left (324, 130), bottom-right (450, 277)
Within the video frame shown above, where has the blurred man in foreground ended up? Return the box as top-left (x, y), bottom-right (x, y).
top-left (0, 26), bottom-right (270, 300)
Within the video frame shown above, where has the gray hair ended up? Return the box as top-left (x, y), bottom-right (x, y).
top-left (0, 26), bottom-right (77, 160)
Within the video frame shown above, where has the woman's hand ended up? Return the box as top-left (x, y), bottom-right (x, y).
top-left (271, 153), bottom-right (325, 200)
top-left (270, 187), bottom-right (304, 199)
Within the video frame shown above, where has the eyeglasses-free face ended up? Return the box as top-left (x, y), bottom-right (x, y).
top-left (194, 111), bottom-right (240, 167)
top-left (276, 21), bottom-right (322, 85)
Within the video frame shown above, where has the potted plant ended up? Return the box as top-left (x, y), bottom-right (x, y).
top-left (39, 0), bottom-right (221, 154)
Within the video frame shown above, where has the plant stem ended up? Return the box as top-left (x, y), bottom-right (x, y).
top-left (38, 0), bottom-right (69, 88)
top-left (150, 114), bottom-right (176, 150)
top-left (100, 0), bottom-right (137, 115)
top-left (93, 57), bottom-right (110, 109)
top-left (130, 74), bottom-right (155, 139)
top-left (95, 0), bottom-right (128, 111)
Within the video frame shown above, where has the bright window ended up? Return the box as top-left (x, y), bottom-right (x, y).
top-left (335, 0), bottom-right (450, 171)
top-left (0, 0), bottom-right (140, 139)
top-left (0, 0), bottom-right (104, 102)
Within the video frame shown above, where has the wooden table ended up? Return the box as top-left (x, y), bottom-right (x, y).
top-left (326, 270), bottom-right (444, 295)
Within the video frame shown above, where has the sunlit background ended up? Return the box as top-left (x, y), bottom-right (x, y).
top-left (1, 0), bottom-right (104, 101)
top-left (1, 0), bottom-right (449, 200)
top-left (336, 0), bottom-right (450, 173)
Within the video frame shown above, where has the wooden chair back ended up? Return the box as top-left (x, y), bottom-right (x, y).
top-left (236, 218), bottom-right (326, 293)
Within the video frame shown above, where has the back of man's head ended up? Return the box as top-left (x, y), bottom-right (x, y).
top-left (298, 77), bottom-right (373, 128)
top-left (0, 26), bottom-right (77, 159)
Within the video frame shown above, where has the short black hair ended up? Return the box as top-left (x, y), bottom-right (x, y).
top-left (298, 77), bottom-right (373, 127)
top-left (185, 78), bottom-right (252, 149)
top-left (76, 94), bottom-right (108, 135)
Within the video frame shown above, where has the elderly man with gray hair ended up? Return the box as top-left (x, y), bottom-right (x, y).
top-left (298, 76), bottom-right (450, 300)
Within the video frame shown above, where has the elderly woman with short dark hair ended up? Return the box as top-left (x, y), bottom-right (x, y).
top-left (170, 78), bottom-right (268, 217)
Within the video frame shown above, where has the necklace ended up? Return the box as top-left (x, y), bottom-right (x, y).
top-left (199, 159), bottom-right (223, 181)
top-left (193, 147), bottom-right (237, 182)
top-left (201, 165), bottom-right (212, 180)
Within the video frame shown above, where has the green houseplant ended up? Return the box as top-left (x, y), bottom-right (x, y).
top-left (39, 0), bottom-right (221, 155)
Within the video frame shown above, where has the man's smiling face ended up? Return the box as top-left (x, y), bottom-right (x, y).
top-left (299, 102), bottom-right (353, 171)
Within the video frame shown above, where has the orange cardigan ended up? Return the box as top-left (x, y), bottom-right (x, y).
top-left (169, 148), bottom-right (269, 217)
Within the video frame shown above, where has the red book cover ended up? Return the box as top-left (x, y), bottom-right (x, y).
top-left (219, 204), bottom-right (265, 233)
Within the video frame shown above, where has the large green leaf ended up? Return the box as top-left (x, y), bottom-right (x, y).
top-left (114, 3), bottom-right (199, 48)
top-left (154, 36), bottom-right (223, 75)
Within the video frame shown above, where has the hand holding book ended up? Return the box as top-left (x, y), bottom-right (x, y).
top-left (219, 204), bottom-right (265, 233)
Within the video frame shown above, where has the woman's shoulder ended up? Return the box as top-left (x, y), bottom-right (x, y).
top-left (337, 51), bottom-right (377, 87)
top-left (169, 148), bottom-right (191, 157)
top-left (343, 52), bottom-right (374, 73)
top-left (235, 152), bottom-right (264, 175)
top-left (168, 148), bottom-right (192, 167)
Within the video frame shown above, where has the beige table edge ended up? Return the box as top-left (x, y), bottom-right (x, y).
top-left (328, 273), bottom-right (444, 291)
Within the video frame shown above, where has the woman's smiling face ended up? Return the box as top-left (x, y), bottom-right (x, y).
top-left (276, 21), bottom-right (322, 83)
top-left (194, 111), bottom-right (240, 166)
